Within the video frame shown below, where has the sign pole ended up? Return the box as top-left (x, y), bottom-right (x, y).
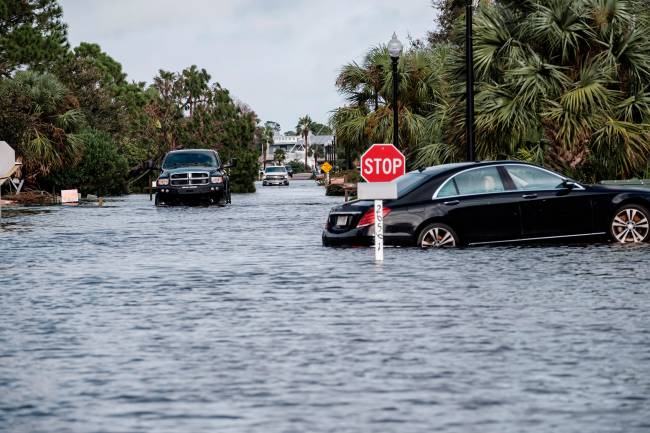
top-left (374, 199), bottom-right (383, 261)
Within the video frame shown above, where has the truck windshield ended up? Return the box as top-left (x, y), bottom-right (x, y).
top-left (265, 167), bottom-right (286, 173)
top-left (163, 152), bottom-right (218, 169)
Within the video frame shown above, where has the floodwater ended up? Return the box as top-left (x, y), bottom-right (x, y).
top-left (1, 180), bottom-right (649, 433)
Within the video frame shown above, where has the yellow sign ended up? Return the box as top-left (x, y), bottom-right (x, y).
top-left (321, 162), bottom-right (333, 173)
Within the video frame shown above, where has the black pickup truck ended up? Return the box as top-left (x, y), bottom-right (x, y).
top-left (155, 149), bottom-right (234, 206)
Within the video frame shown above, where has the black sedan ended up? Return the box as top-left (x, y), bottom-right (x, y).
top-left (322, 161), bottom-right (650, 247)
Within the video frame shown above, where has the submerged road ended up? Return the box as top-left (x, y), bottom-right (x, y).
top-left (1, 180), bottom-right (649, 433)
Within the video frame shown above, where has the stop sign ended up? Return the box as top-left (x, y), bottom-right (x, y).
top-left (360, 144), bottom-right (406, 183)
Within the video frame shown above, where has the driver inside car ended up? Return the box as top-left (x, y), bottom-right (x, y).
top-left (483, 174), bottom-right (500, 192)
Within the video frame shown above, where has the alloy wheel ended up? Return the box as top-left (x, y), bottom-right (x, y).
top-left (421, 227), bottom-right (456, 248)
top-left (611, 207), bottom-right (649, 243)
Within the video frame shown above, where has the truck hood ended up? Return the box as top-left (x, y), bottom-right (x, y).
top-left (161, 167), bottom-right (220, 176)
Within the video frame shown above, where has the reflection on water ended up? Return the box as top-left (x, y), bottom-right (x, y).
top-left (1, 181), bottom-right (649, 433)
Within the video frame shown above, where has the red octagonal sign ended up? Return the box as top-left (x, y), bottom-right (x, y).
top-left (360, 143), bottom-right (406, 183)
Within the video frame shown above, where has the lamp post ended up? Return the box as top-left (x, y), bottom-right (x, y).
top-left (466, 0), bottom-right (476, 162)
top-left (388, 33), bottom-right (403, 150)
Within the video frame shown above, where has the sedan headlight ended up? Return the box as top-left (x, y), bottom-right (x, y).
top-left (157, 178), bottom-right (169, 186)
top-left (211, 176), bottom-right (224, 184)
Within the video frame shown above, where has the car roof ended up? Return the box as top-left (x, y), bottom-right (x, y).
top-left (167, 149), bottom-right (215, 153)
top-left (416, 160), bottom-right (540, 178)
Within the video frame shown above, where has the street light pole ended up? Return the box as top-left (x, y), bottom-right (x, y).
top-left (466, 0), bottom-right (476, 162)
top-left (388, 33), bottom-right (403, 150)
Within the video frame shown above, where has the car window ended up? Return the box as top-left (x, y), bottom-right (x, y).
top-left (437, 179), bottom-right (459, 198)
top-left (505, 165), bottom-right (564, 190)
top-left (394, 172), bottom-right (429, 196)
top-left (444, 166), bottom-right (505, 196)
top-left (265, 167), bottom-right (286, 173)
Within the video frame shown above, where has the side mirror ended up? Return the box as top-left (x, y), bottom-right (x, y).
top-left (223, 159), bottom-right (237, 169)
top-left (146, 159), bottom-right (162, 171)
top-left (561, 179), bottom-right (578, 190)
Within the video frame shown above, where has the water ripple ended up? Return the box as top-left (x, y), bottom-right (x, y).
top-left (1, 181), bottom-right (649, 433)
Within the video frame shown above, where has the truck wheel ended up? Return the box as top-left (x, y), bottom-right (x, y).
top-left (155, 194), bottom-right (163, 206)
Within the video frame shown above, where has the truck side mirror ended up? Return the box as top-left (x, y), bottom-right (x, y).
top-left (224, 159), bottom-right (237, 169)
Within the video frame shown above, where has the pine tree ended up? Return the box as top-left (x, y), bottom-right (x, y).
top-left (0, 0), bottom-right (69, 76)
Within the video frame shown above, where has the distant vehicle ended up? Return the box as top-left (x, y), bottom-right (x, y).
top-left (155, 149), bottom-right (234, 206)
top-left (262, 166), bottom-right (290, 186)
top-left (285, 165), bottom-right (294, 178)
top-left (323, 161), bottom-right (650, 247)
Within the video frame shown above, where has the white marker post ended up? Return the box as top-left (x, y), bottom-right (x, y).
top-left (374, 199), bottom-right (384, 261)
top-left (358, 182), bottom-right (397, 262)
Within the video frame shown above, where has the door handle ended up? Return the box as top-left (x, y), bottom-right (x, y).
top-left (444, 200), bottom-right (460, 206)
top-left (522, 193), bottom-right (537, 199)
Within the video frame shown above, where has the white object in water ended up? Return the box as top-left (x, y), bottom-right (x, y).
top-left (61, 189), bottom-right (79, 204)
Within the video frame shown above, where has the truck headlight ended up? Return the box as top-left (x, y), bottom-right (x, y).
top-left (157, 178), bottom-right (169, 186)
top-left (211, 176), bottom-right (223, 184)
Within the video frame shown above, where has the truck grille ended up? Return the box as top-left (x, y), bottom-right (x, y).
top-left (170, 173), bottom-right (209, 186)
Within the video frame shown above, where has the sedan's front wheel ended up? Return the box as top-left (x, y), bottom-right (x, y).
top-left (611, 204), bottom-right (650, 243)
top-left (418, 223), bottom-right (459, 248)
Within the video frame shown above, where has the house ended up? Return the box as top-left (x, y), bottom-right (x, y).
top-left (264, 132), bottom-right (334, 169)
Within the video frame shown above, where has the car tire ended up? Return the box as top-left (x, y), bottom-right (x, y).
top-left (417, 222), bottom-right (459, 248)
top-left (154, 194), bottom-right (164, 206)
top-left (610, 204), bottom-right (650, 243)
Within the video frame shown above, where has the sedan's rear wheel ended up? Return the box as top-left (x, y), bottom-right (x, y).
top-left (418, 223), bottom-right (459, 248)
top-left (611, 204), bottom-right (650, 243)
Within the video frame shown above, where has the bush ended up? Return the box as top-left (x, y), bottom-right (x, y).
top-left (222, 147), bottom-right (257, 193)
top-left (326, 183), bottom-right (345, 196)
top-left (44, 130), bottom-right (129, 196)
top-left (287, 160), bottom-right (308, 173)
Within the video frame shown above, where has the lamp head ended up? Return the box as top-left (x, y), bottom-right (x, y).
top-left (388, 32), bottom-right (403, 59)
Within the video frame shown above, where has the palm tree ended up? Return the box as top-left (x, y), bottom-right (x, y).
top-left (296, 115), bottom-right (313, 168)
top-left (331, 44), bottom-right (450, 166)
top-left (261, 124), bottom-right (274, 169)
top-left (274, 148), bottom-right (286, 165)
top-left (0, 71), bottom-right (86, 181)
top-left (422, 0), bottom-right (650, 180)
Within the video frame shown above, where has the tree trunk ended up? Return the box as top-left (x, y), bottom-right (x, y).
top-left (304, 132), bottom-right (309, 169)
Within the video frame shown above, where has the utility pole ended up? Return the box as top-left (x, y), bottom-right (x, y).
top-left (466, 0), bottom-right (476, 162)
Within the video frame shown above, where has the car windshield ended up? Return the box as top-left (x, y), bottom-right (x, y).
top-left (163, 152), bottom-right (217, 169)
top-left (265, 167), bottom-right (286, 173)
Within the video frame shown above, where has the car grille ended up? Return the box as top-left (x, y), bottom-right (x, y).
top-left (170, 172), bottom-right (209, 186)
top-left (267, 175), bottom-right (285, 180)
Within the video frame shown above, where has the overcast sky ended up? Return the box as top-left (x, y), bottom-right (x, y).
top-left (59, 0), bottom-right (437, 133)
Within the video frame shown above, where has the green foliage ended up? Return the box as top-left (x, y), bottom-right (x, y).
top-left (0, 71), bottom-right (85, 179)
top-left (222, 147), bottom-right (257, 193)
top-left (332, 0), bottom-right (650, 181)
top-left (296, 115), bottom-right (314, 167)
top-left (287, 160), bottom-right (307, 173)
top-left (0, 0), bottom-right (69, 76)
top-left (431, 0), bottom-right (650, 180)
top-left (428, 0), bottom-right (466, 44)
top-left (274, 148), bottom-right (286, 164)
top-left (310, 121), bottom-right (333, 135)
top-left (45, 130), bottom-right (129, 196)
top-left (331, 43), bottom-right (451, 168)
